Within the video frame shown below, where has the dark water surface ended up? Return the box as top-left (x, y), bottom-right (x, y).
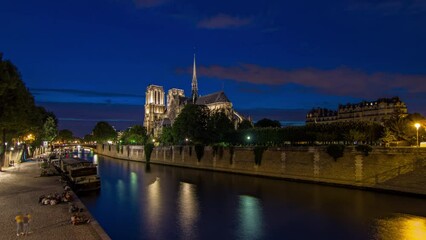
top-left (78, 154), bottom-right (426, 240)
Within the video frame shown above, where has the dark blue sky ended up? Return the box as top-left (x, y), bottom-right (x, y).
top-left (1, 0), bottom-right (426, 136)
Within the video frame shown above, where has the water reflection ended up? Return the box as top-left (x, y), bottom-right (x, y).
top-left (374, 214), bottom-right (426, 240)
top-left (146, 177), bottom-right (161, 238)
top-left (93, 154), bottom-right (98, 165)
top-left (79, 157), bottom-right (426, 240)
top-left (237, 195), bottom-right (263, 240)
top-left (178, 182), bottom-right (199, 239)
top-left (130, 172), bottom-right (138, 199)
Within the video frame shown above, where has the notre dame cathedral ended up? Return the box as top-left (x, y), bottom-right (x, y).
top-left (143, 55), bottom-right (244, 136)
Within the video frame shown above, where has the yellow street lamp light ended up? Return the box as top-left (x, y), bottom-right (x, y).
top-left (415, 123), bottom-right (421, 147)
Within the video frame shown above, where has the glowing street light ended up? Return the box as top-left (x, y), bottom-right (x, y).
top-left (415, 123), bottom-right (421, 147)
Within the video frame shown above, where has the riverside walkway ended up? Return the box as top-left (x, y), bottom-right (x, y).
top-left (0, 160), bottom-right (110, 240)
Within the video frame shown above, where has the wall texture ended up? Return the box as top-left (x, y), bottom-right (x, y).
top-left (96, 144), bottom-right (426, 195)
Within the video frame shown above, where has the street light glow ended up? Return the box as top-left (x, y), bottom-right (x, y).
top-left (415, 123), bottom-right (421, 147)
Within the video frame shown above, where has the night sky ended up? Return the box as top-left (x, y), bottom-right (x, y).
top-left (1, 0), bottom-right (426, 137)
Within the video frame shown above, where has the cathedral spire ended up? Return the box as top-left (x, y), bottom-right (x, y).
top-left (191, 54), bottom-right (198, 104)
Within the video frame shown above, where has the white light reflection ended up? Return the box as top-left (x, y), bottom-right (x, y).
top-left (237, 195), bottom-right (263, 240)
top-left (178, 182), bottom-right (199, 239)
top-left (130, 172), bottom-right (138, 199)
top-left (374, 214), bottom-right (426, 240)
top-left (146, 177), bottom-right (161, 239)
top-left (93, 154), bottom-right (98, 165)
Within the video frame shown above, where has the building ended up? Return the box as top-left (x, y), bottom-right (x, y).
top-left (306, 97), bottom-right (408, 124)
top-left (144, 55), bottom-right (244, 136)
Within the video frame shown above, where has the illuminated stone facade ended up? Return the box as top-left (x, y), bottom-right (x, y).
top-left (306, 97), bottom-right (408, 124)
top-left (143, 56), bottom-right (244, 136)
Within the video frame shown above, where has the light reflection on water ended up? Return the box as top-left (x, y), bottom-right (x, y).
top-left (78, 156), bottom-right (426, 240)
top-left (237, 195), bottom-right (263, 240)
top-left (146, 177), bottom-right (162, 239)
top-left (373, 215), bottom-right (426, 240)
top-left (178, 182), bottom-right (199, 240)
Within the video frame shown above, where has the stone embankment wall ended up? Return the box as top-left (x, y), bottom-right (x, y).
top-left (96, 144), bottom-right (426, 195)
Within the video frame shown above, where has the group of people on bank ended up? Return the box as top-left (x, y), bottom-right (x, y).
top-left (14, 213), bottom-right (31, 236)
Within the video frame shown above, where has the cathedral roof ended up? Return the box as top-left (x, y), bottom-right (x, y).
top-left (196, 91), bottom-right (230, 105)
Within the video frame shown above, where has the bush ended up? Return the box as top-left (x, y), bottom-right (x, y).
top-left (253, 146), bottom-right (267, 166)
top-left (355, 144), bottom-right (372, 156)
top-left (144, 143), bottom-right (154, 162)
top-left (195, 144), bottom-right (205, 162)
top-left (326, 144), bottom-right (345, 161)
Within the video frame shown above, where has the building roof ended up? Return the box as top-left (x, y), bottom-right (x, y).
top-left (196, 91), bottom-right (230, 105)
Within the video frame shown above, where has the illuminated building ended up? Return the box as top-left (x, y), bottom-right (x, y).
top-left (144, 55), bottom-right (244, 136)
top-left (306, 97), bottom-right (408, 124)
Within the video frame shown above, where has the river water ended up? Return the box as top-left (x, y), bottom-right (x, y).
top-left (78, 154), bottom-right (426, 240)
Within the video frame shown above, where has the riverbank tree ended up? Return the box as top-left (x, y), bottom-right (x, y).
top-left (0, 54), bottom-right (57, 168)
top-left (92, 121), bottom-right (117, 143)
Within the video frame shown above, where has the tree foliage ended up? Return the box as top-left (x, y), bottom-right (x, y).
top-left (160, 126), bottom-right (174, 145)
top-left (172, 104), bottom-right (210, 144)
top-left (254, 118), bottom-right (281, 128)
top-left (208, 110), bottom-right (234, 144)
top-left (0, 55), bottom-right (56, 164)
top-left (120, 125), bottom-right (147, 145)
top-left (92, 121), bottom-right (117, 143)
top-left (42, 116), bottom-right (57, 142)
top-left (238, 119), bottom-right (253, 130)
top-left (56, 129), bottom-right (74, 143)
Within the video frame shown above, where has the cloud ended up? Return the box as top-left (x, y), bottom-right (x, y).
top-left (197, 14), bottom-right (252, 29)
top-left (30, 88), bottom-right (144, 105)
top-left (195, 64), bottom-right (426, 98)
top-left (30, 88), bottom-right (143, 98)
top-left (133, 0), bottom-right (169, 8)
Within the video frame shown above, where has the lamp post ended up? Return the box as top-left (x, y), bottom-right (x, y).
top-left (415, 123), bottom-right (421, 147)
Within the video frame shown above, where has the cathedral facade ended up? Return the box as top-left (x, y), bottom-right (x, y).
top-left (143, 55), bottom-right (244, 136)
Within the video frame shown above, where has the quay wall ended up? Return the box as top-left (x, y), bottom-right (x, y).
top-left (96, 144), bottom-right (426, 195)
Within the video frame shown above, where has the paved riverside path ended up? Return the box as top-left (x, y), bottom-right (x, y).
top-left (0, 161), bottom-right (110, 240)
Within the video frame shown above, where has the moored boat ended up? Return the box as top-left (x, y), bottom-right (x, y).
top-left (55, 157), bottom-right (101, 192)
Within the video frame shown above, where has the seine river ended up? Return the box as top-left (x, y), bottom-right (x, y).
top-left (78, 153), bottom-right (426, 240)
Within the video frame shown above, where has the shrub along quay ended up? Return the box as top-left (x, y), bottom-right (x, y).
top-left (97, 144), bottom-right (426, 197)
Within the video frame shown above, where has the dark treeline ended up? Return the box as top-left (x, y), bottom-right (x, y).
top-left (229, 122), bottom-right (384, 146)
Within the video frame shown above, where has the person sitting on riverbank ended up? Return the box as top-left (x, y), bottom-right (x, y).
top-left (70, 213), bottom-right (90, 225)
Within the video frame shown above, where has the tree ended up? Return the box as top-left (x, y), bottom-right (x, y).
top-left (344, 129), bottom-right (367, 144)
top-left (92, 121), bottom-right (117, 143)
top-left (1, 56), bottom-right (54, 168)
top-left (238, 119), bottom-right (253, 130)
top-left (160, 126), bottom-right (174, 145)
top-left (207, 110), bottom-right (234, 144)
top-left (120, 125), bottom-right (148, 145)
top-left (254, 118), bottom-right (281, 128)
top-left (172, 104), bottom-right (210, 144)
top-left (56, 129), bottom-right (74, 143)
top-left (42, 116), bottom-right (57, 142)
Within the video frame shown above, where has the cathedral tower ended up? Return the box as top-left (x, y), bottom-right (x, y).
top-left (144, 85), bottom-right (165, 135)
top-left (191, 54), bottom-right (199, 104)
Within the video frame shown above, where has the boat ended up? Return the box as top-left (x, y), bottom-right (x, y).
top-left (54, 157), bottom-right (101, 192)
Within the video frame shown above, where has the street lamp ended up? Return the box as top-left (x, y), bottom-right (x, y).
top-left (415, 123), bottom-right (421, 147)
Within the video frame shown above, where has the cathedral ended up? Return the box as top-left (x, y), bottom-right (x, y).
top-left (143, 55), bottom-right (244, 136)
